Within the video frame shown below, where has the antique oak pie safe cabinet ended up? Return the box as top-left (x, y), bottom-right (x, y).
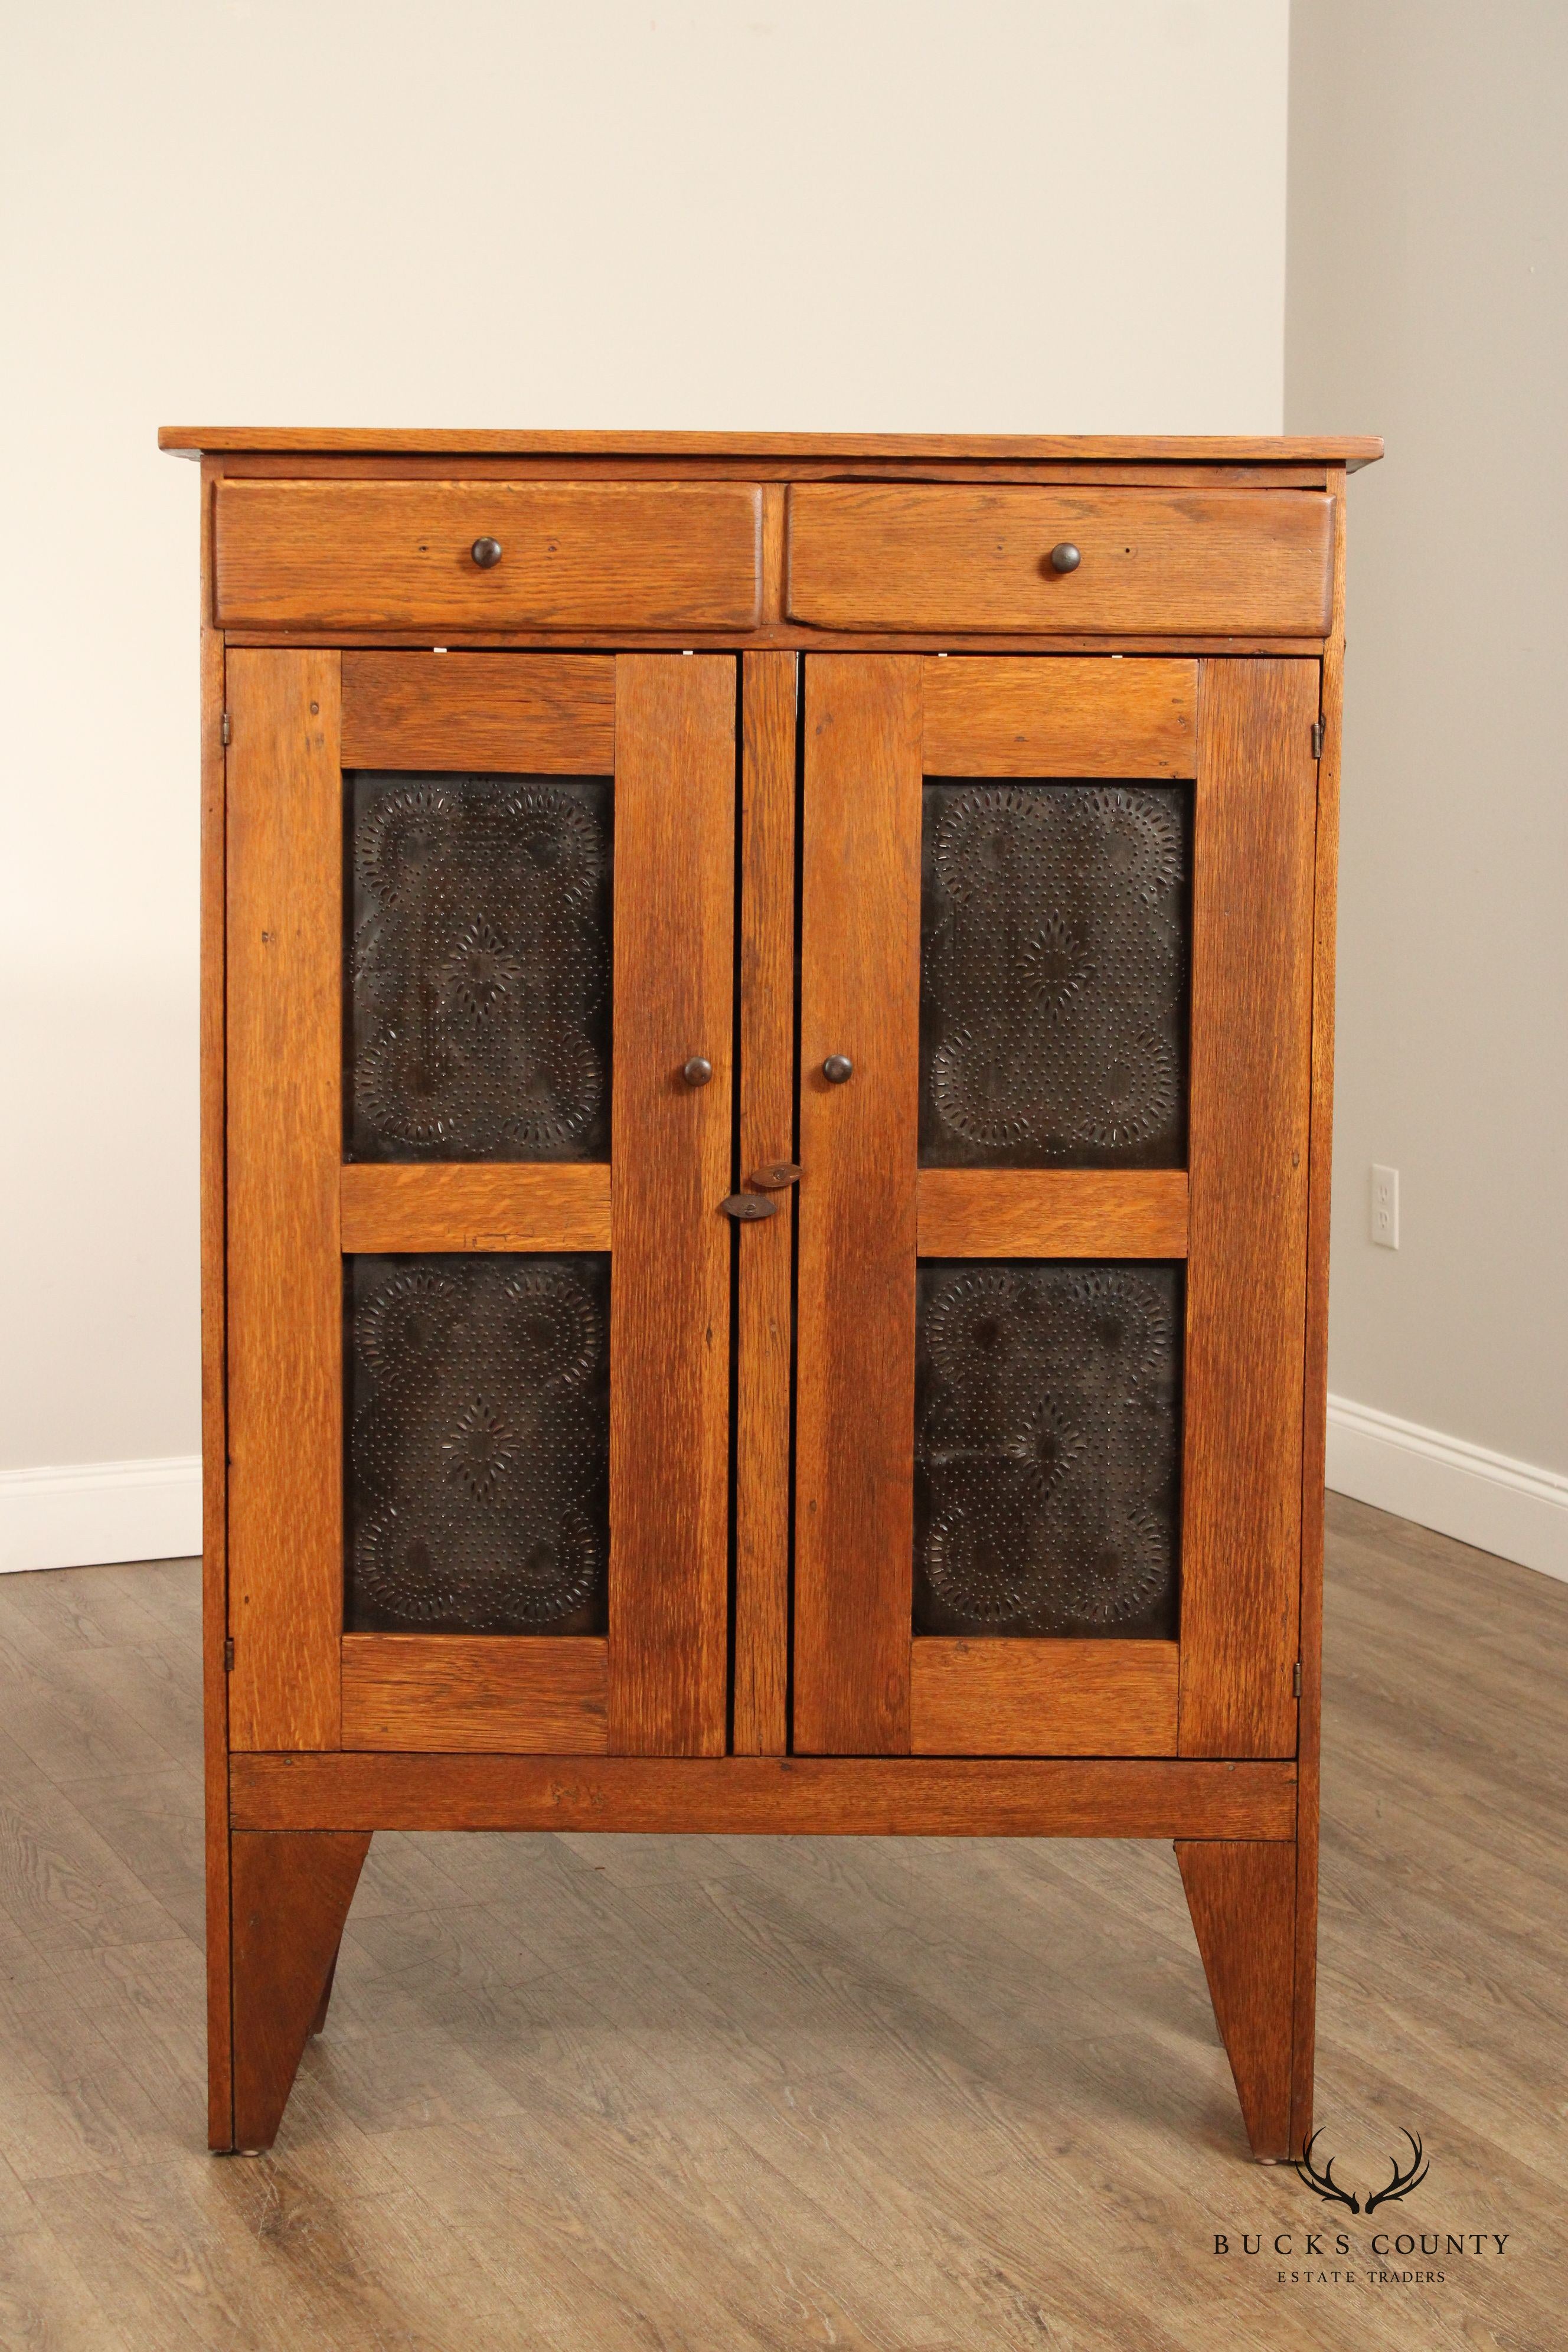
top-left (161, 425), bottom-right (1380, 2160)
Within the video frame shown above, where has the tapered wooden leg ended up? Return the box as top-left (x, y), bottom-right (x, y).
top-left (1175, 1838), bottom-right (1297, 2161)
top-left (308, 1950), bottom-right (341, 2037)
top-left (224, 1830), bottom-right (370, 2152)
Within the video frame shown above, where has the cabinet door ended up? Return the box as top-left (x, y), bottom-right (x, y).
top-left (225, 651), bottom-right (736, 1758)
top-left (794, 655), bottom-right (1317, 1759)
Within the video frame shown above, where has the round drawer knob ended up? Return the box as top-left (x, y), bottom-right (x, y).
top-left (471, 537), bottom-right (503, 569)
top-left (1047, 542), bottom-right (1081, 574)
top-left (682, 1056), bottom-right (713, 1088)
top-left (822, 1054), bottom-right (854, 1085)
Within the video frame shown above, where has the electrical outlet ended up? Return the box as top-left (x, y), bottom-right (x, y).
top-left (1371, 1164), bottom-right (1400, 1249)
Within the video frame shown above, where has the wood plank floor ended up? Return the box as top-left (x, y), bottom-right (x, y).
top-left (0, 1494), bottom-right (1563, 2349)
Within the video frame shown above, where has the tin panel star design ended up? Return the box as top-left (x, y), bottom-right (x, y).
top-left (346, 1253), bottom-right (610, 1634)
top-left (347, 772), bottom-right (612, 1162)
top-left (920, 780), bottom-right (1189, 1168)
top-left (914, 1260), bottom-right (1182, 1638)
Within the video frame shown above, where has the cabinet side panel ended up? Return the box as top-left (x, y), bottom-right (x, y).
top-left (226, 651), bottom-right (344, 1750)
top-left (1179, 661), bottom-right (1317, 1756)
top-left (200, 461), bottom-right (232, 2146)
top-left (607, 656), bottom-right (736, 1755)
top-left (734, 651), bottom-right (798, 1755)
top-left (1292, 468), bottom-right (1347, 2151)
top-left (794, 656), bottom-right (923, 1754)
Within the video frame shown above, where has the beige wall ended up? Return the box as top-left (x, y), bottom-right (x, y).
top-left (1287, 2), bottom-right (1568, 1495)
top-left (1, 1), bottom-right (1289, 1547)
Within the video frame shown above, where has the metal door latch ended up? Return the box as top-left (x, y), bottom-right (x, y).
top-left (747, 1162), bottom-right (800, 1190)
top-left (719, 1194), bottom-right (778, 1220)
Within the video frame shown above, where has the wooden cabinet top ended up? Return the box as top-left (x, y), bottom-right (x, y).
top-left (159, 426), bottom-right (1382, 469)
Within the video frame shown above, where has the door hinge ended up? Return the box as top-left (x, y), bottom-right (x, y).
top-left (223, 1636), bottom-right (236, 1672)
top-left (220, 711), bottom-right (231, 746)
top-left (1293, 1661), bottom-right (1303, 1698)
top-left (1310, 717), bottom-right (1325, 759)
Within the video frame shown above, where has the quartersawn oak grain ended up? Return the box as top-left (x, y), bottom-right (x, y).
top-left (215, 481), bottom-right (762, 631)
top-left (1178, 661), bottom-right (1318, 1759)
top-left (794, 656), bottom-right (924, 1755)
top-left (341, 650), bottom-right (615, 770)
top-left (230, 1752), bottom-right (1296, 1840)
top-left (922, 655), bottom-right (1197, 776)
top-left (607, 656), bottom-right (736, 1757)
top-left (914, 1169), bottom-right (1188, 1259)
top-left (338, 1162), bottom-right (612, 1255)
top-left (788, 486), bottom-right (1334, 636)
top-left (734, 651), bottom-right (798, 1756)
top-left (910, 1640), bottom-right (1179, 1757)
top-left (341, 1636), bottom-right (608, 1754)
top-left (225, 651), bottom-right (343, 1752)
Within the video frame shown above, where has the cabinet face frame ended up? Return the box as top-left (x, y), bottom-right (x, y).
top-left (792, 653), bottom-right (1318, 1760)
top-left (223, 648), bottom-right (737, 1762)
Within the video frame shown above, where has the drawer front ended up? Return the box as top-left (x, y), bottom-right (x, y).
top-left (215, 480), bottom-right (762, 631)
top-left (786, 485), bottom-right (1333, 635)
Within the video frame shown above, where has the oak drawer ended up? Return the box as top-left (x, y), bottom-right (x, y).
top-left (214, 480), bottom-right (762, 631)
top-left (785, 484), bottom-right (1334, 635)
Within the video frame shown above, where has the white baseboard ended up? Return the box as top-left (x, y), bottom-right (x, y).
top-left (0, 1455), bottom-right (201, 1574)
top-left (1327, 1395), bottom-right (1568, 1584)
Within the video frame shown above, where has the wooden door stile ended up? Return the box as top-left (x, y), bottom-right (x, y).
top-left (607, 656), bottom-right (737, 1755)
top-left (793, 657), bottom-right (924, 1755)
top-left (225, 651), bottom-right (344, 1752)
top-left (1178, 662), bottom-right (1318, 1757)
top-left (733, 651), bottom-right (798, 1754)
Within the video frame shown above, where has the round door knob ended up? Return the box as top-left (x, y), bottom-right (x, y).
top-left (682, 1056), bottom-right (713, 1087)
top-left (1047, 542), bottom-right (1081, 574)
top-left (822, 1054), bottom-right (854, 1084)
top-left (471, 537), bottom-right (503, 569)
